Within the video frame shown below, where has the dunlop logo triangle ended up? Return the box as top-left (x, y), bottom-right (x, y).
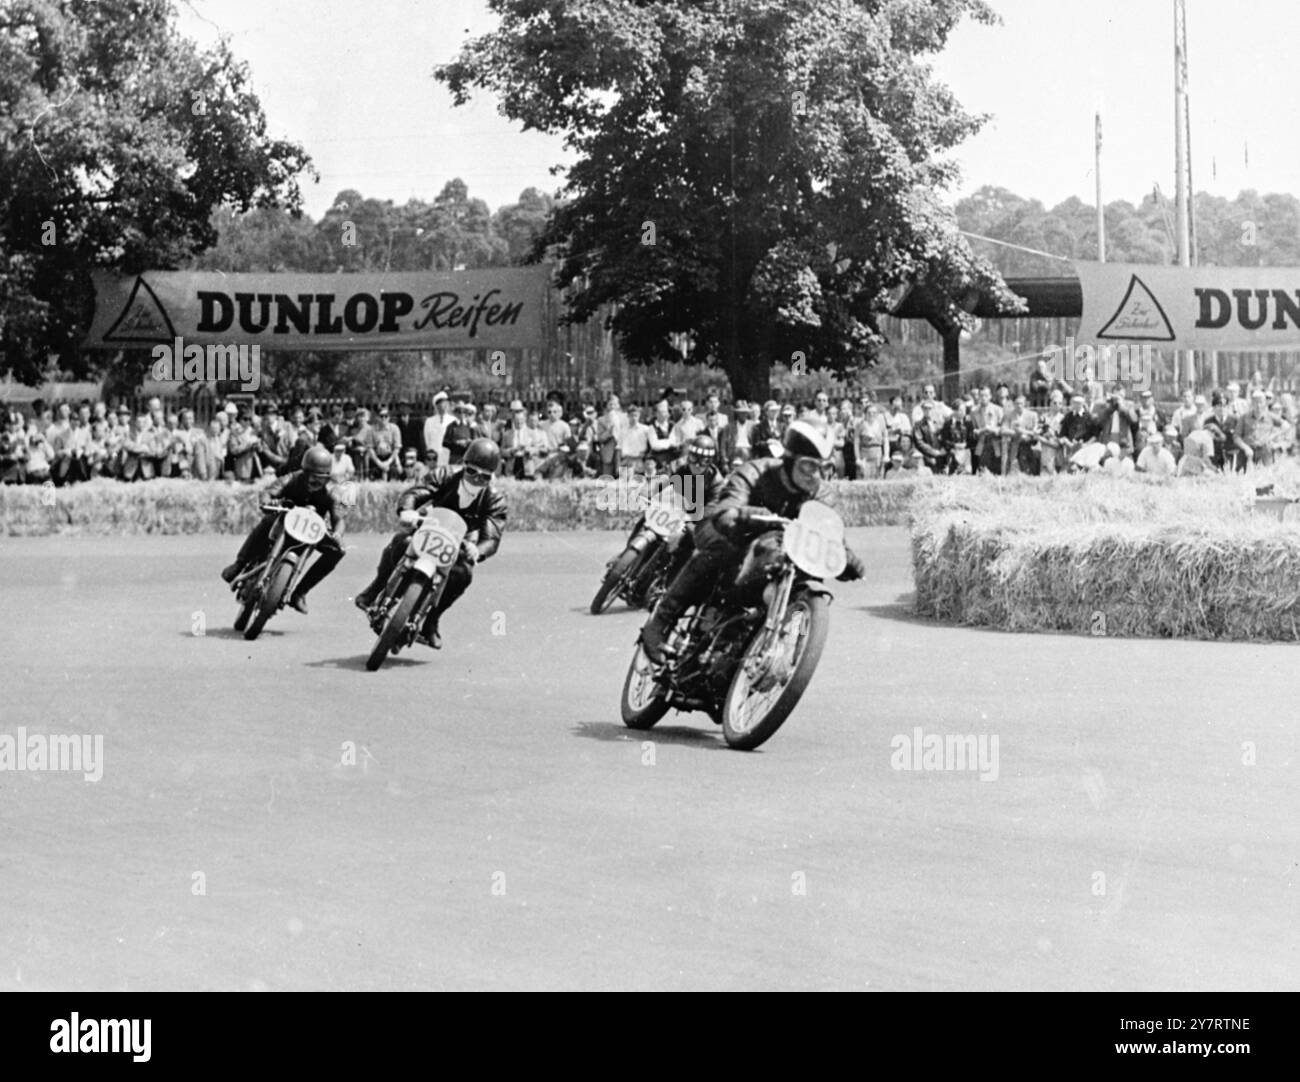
top-left (102, 276), bottom-right (177, 343)
top-left (1096, 274), bottom-right (1175, 341)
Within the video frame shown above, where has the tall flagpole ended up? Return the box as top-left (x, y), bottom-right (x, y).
top-left (1174, 0), bottom-right (1192, 390)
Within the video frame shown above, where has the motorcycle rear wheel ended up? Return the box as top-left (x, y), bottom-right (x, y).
top-left (366, 579), bottom-right (423, 671)
top-left (721, 591), bottom-right (829, 750)
top-left (591, 548), bottom-right (638, 614)
top-left (620, 640), bottom-right (671, 729)
top-left (244, 561), bottom-right (293, 641)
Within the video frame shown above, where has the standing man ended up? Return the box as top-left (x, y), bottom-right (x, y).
top-left (647, 399), bottom-right (677, 474)
top-left (595, 394), bottom-right (627, 479)
top-left (422, 391), bottom-right (454, 468)
top-left (501, 399), bottom-right (545, 479)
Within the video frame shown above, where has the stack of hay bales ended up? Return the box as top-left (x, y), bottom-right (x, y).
top-left (910, 466), bottom-right (1300, 641)
top-left (0, 474), bottom-right (933, 537)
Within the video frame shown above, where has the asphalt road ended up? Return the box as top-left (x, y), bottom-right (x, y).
top-left (0, 527), bottom-right (1295, 990)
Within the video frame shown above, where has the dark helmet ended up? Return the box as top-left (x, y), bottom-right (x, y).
top-left (463, 438), bottom-right (501, 475)
top-left (781, 419), bottom-right (834, 462)
top-left (302, 445), bottom-right (332, 477)
top-left (687, 433), bottom-right (717, 470)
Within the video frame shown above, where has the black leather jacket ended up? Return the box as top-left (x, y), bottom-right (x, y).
top-left (396, 466), bottom-right (508, 559)
top-left (704, 458), bottom-right (863, 579)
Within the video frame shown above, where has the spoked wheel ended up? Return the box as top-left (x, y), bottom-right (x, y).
top-left (620, 640), bottom-right (672, 729)
top-left (243, 562), bottom-right (292, 641)
top-left (721, 591), bottom-right (830, 750)
top-left (366, 580), bottom-right (423, 672)
top-left (591, 549), bottom-right (638, 614)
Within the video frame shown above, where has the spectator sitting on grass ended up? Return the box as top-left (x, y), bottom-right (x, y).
top-left (1202, 391), bottom-right (1251, 472)
top-left (1176, 429), bottom-right (1217, 476)
top-left (400, 446), bottom-right (429, 484)
top-left (1135, 431), bottom-right (1176, 477)
top-left (329, 440), bottom-right (356, 483)
top-left (1100, 441), bottom-right (1135, 477)
top-left (25, 427), bottom-right (52, 483)
top-left (1241, 389), bottom-right (1279, 467)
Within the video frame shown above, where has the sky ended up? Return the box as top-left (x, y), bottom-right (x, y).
top-left (174, 0), bottom-right (1300, 220)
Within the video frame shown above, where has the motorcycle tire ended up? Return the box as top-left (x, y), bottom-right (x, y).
top-left (366, 579), bottom-right (423, 672)
top-left (590, 548), bottom-right (638, 615)
top-left (620, 640), bottom-right (671, 730)
top-left (243, 561), bottom-right (294, 641)
top-left (233, 591), bottom-right (256, 632)
top-left (721, 590), bottom-right (830, 751)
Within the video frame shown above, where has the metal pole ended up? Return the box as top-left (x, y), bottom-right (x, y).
top-left (1095, 111), bottom-right (1105, 262)
top-left (1174, 0), bottom-right (1192, 390)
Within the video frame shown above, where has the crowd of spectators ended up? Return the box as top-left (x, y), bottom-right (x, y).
top-left (3, 365), bottom-right (1294, 487)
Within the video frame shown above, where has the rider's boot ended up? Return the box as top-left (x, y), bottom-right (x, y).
top-left (638, 551), bottom-right (721, 664)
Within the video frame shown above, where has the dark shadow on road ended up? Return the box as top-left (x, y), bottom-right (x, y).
top-left (572, 720), bottom-right (728, 749)
top-left (188, 627), bottom-right (286, 640)
top-left (305, 654), bottom-right (425, 671)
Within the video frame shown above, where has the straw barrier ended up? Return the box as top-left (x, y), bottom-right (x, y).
top-left (0, 474), bottom-right (930, 536)
top-left (910, 466), bottom-right (1300, 641)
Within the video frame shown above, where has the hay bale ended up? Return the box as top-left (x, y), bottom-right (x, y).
top-left (0, 472), bottom-right (934, 536)
top-left (910, 472), bottom-right (1300, 642)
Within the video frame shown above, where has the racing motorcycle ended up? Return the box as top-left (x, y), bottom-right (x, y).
top-left (363, 506), bottom-right (468, 671)
top-left (231, 502), bottom-right (332, 641)
top-left (619, 499), bottom-right (846, 750)
top-left (590, 490), bottom-right (688, 614)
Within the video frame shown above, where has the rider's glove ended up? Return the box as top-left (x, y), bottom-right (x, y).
top-left (461, 540), bottom-right (480, 565)
top-left (836, 551), bottom-right (865, 582)
top-left (398, 508), bottom-right (420, 528)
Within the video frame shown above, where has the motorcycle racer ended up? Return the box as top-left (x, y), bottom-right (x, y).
top-left (353, 438), bottom-right (507, 649)
top-left (637, 421), bottom-right (864, 664)
top-left (651, 433), bottom-right (728, 582)
top-left (219, 445), bottom-right (345, 614)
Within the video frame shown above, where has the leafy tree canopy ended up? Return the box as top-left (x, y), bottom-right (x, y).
top-left (437, 0), bottom-right (1023, 400)
top-left (0, 0), bottom-right (315, 383)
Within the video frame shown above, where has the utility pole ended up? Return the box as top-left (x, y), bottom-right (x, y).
top-left (1173, 0), bottom-right (1192, 390)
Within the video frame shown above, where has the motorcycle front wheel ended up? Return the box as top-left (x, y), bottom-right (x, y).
top-left (366, 579), bottom-right (423, 671)
top-left (620, 640), bottom-right (671, 729)
top-left (591, 548), bottom-right (639, 614)
top-left (721, 590), bottom-right (830, 750)
top-left (233, 587), bottom-right (256, 632)
top-left (244, 561), bottom-right (294, 641)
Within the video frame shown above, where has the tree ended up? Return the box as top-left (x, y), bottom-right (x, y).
top-left (437, 0), bottom-right (1022, 401)
top-left (0, 0), bottom-right (315, 384)
top-left (493, 187), bottom-right (556, 265)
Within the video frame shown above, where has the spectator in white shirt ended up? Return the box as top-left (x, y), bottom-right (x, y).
top-left (669, 399), bottom-right (704, 449)
top-left (1135, 431), bottom-right (1176, 476)
top-left (911, 383), bottom-right (952, 426)
top-left (421, 391), bottom-right (453, 467)
top-left (618, 404), bottom-right (653, 475)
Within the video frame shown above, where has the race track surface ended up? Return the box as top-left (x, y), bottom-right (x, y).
top-left (1, 527), bottom-right (1296, 991)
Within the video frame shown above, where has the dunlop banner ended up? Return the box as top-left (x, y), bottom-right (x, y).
top-left (1074, 261), bottom-right (1300, 351)
top-left (83, 266), bottom-right (553, 351)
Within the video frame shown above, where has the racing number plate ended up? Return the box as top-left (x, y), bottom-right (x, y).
top-left (783, 518), bottom-right (846, 579)
top-left (644, 502), bottom-right (686, 538)
top-left (412, 525), bottom-right (460, 567)
top-left (283, 506), bottom-right (327, 544)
